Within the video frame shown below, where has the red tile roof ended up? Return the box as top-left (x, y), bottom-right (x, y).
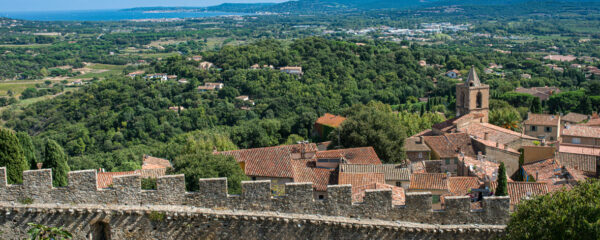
top-left (218, 143), bottom-right (318, 178)
top-left (523, 113), bottom-right (559, 126)
top-left (97, 171), bottom-right (136, 189)
top-left (352, 183), bottom-right (405, 205)
top-left (581, 117), bottom-right (600, 127)
top-left (142, 155), bottom-right (171, 169)
top-left (316, 147), bottom-right (382, 165)
top-left (338, 172), bottom-right (385, 189)
top-left (522, 159), bottom-right (587, 192)
top-left (460, 156), bottom-right (500, 181)
top-left (559, 144), bottom-right (600, 157)
top-left (423, 133), bottom-right (476, 159)
top-left (448, 177), bottom-right (481, 196)
top-left (460, 122), bottom-right (537, 145)
top-left (315, 113), bottom-right (347, 128)
top-left (409, 173), bottom-right (449, 191)
top-left (506, 182), bottom-right (549, 205)
top-left (562, 125), bottom-right (600, 138)
top-left (290, 159), bottom-right (337, 192)
top-left (562, 113), bottom-right (589, 123)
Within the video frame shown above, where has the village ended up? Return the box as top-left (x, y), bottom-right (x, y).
top-left (94, 66), bottom-right (599, 211)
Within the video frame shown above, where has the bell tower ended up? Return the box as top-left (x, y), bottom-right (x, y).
top-left (456, 66), bottom-right (489, 122)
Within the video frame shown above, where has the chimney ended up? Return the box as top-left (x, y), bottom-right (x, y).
top-left (535, 171), bottom-right (539, 181)
top-left (484, 132), bottom-right (489, 140)
top-left (419, 136), bottom-right (424, 144)
top-left (36, 163), bottom-right (43, 169)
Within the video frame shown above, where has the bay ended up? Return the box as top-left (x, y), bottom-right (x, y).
top-left (0, 9), bottom-right (249, 21)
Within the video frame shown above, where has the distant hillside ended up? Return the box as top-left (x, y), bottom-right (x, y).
top-left (121, 3), bottom-right (277, 13)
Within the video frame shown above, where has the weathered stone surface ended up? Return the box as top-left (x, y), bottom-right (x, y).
top-left (0, 168), bottom-right (511, 239)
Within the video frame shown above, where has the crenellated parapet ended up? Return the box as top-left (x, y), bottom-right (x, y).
top-left (0, 168), bottom-right (510, 225)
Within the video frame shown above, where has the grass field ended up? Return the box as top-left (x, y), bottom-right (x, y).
top-left (0, 44), bottom-right (52, 49)
top-left (75, 63), bottom-right (127, 78)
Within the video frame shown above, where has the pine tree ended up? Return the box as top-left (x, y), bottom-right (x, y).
top-left (0, 128), bottom-right (28, 184)
top-left (496, 162), bottom-right (508, 196)
top-left (42, 139), bottom-right (70, 187)
top-left (530, 97), bottom-right (542, 114)
top-left (577, 97), bottom-right (593, 115)
top-left (16, 132), bottom-right (37, 170)
top-left (420, 104), bottom-right (426, 116)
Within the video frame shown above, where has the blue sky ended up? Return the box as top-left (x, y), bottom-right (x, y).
top-left (0, 0), bottom-right (287, 12)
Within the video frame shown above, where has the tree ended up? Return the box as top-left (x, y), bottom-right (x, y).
top-left (504, 180), bottom-right (600, 240)
top-left (489, 107), bottom-right (522, 131)
top-left (495, 162), bottom-right (508, 196)
top-left (170, 153), bottom-right (248, 194)
top-left (577, 96), bottom-right (593, 115)
top-left (42, 139), bottom-right (70, 187)
top-left (330, 104), bottom-right (407, 163)
top-left (16, 132), bottom-right (37, 169)
top-left (530, 97), bottom-right (542, 114)
top-left (0, 128), bottom-right (28, 184)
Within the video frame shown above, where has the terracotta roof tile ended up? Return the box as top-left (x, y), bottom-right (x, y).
top-left (290, 159), bottom-right (337, 192)
top-left (423, 133), bottom-right (476, 159)
top-left (557, 152), bottom-right (598, 174)
top-left (562, 125), bottom-right (600, 138)
top-left (316, 147), bottom-right (382, 165)
top-left (522, 159), bottom-right (586, 192)
top-left (339, 164), bottom-right (410, 181)
top-left (460, 122), bottom-right (537, 145)
top-left (562, 113), bottom-right (589, 123)
top-left (218, 143), bottom-right (317, 178)
top-left (142, 155), bottom-right (171, 169)
top-left (97, 171), bottom-right (136, 189)
top-left (581, 118), bottom-right (600, 127)
top-left (352, 183), bottom-right (405, 205)
top-left (338, 172), bottom-right (385, 189)
top-left (506, 182), bottom-right (549, 205)
top-left (523, 113), bottom-right (559, 126)
top-left (448, 177), bottom-right (481, 196)
top-left (315, 113), bottom-right (346, 128)
top-left (404, 137), bottom-right (432, 152)
top-left (460, 156), bottom-right (500, 181)
top-left (559, 144), bottom-right (600, 157)
top-left (409, 173), bottom-right (449, 191)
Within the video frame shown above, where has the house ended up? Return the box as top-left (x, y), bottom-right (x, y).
top-left (470, 138), bottom-right (521, 176)
top-left (521, 158), bottom-right (586, 192)
top-left (557, 144), bottom-right (600, 177)
top-left (418, 60), bottom-right (427, 67)
top-left (445, 69), bottom-right (460, 78)
top-left (192, 55), bottom-right (203, 61)
top-left (167, 75), bottom-right (178, 80)
top-left (339, 164), bottom-right (411, 188)
top-left (459, 122), bottom-right (538, 150)
top-left (145, 73), bottom-right (168, 82)
top-left (514, 87), bottom-right (560, 101)
top-left (403, 137), bottom-right (431, 162)
top-left (339, 172), bottom-right (386, 199)
top-left (523, 113), bottom-right (561, 141)
top-left (216, 143), bottom-right (382, 199)
top-left (505, 182), bottom-right (549, 210)
top-left (543, 55), bottom-right (577, 62)
top-left (313, 113), bottom-right (346, 140)
top-left (178, 79), bottom-right (188, 84)
top-left (168, 106), bottom-right (185, 112)
top-left (235, 95), bottom-right (250, 101)
top-left (197, 82), bottom-right (224, 92)
top-left (561, 112), bottom-right (589, 125)
top-left (581, 114), bottom-right (600, 127)
top-left (520, 73), bottom-right (531, 79)
top-left (250, 64), bottom-right (261, 70)
top-left (423, 133), bottom-right (476, 175)
top-left (128, 70), bottom-right (145, 78)
top-left (458, 155), bottom-right (499, 182)
top-left (199, 61), bottom-right (214, 70)
top-left (561, 125), bottom-right (600, 146)
top-left (142, 155), bottom-right (172, 170)
top-left (408, 173), bottom-right (480, 208)
top-left (280, 66), bottom-right (303, 75)
top-left (352, 182), bottom-right (405, 205)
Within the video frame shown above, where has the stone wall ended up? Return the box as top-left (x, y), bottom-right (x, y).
top-left (0, 168), bottom-right (510, 239)
top-left (0, 203), bottom-right (505, 240)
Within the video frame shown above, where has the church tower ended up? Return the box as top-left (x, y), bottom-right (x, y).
top-left (456, 66), bottom-right (489, 122)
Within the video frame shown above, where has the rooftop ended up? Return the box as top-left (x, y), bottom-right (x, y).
top-left (561, 112), bottom-right (589, 123)
top-left (315, 113), bottom-right (347, 128)
top-left (404, 137), bottom-right (432, 152)
top-left (562, 125), bottom-right (600, 138)
top-left (423, 133), bottom-right (476, 159)
top-left (409, 173), bottom-right (448, 191)
top-left (523, 113), bottom-right (559, 126)
top-left (339, 164), bottom-right (410, 181)
top-left (352, 182), bottom-right (405, 205)
top-left (506, 182), bottom-right (549, 205)
top-left (316, 147), bottom-right (382, 165)
top-left (339, 172), bottom-right (385, 191)
top-left (460, 122), bottom-right (537, 146)
top-left (448, 177), bottom-right (481, 196)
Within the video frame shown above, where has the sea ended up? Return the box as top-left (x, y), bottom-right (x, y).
top-left (0, 9), bottom-right (248, 21)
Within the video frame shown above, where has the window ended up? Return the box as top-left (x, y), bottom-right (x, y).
top-left (432, 195), bottom-right (440, 204)
top-left (530, 126), bottom-right (537, 132)
top-left (418, 152), bottom-right (423, 158)
top-left (550, 137), bottom-right (554, 141)
top-left (318, 195), bottom-right (324, 200)
top-left (454, 159), bottom-right (458, 164)
top-left (251, 177), bottom-right (257, 181)
top-left (572, 138), bottom-right (581, 144)
top-left (445, 159), bottom-right (450, 165)
top-left (545, 127), bottom-right (552, 133)
top-left (476, 92), bottom-right (482, 108)
top-left (396, 182), bottom-right (402, 187)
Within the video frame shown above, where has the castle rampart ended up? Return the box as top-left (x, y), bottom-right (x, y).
top-left (0, 168), bottom-right (509, 239)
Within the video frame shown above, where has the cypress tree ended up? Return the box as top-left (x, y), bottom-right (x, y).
top-left (42, 139), bottom-right (70, 187)
top-left (530, 97), bottom-right (542, 114)
top-left (0, 128), bottom-right (28, 184)
top-left (16, 132), bottom-right (37, 170)
top-left (496, 162), bottom-right (508, 196)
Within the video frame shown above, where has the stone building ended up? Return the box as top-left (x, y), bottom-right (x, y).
top-left (561, 125), bottom-right (600, 146)
top-left (339, 164), bottom-right (410, 188)
top-left (455, 66), bottom-right (489, 122)
top-left (423, 133), bottom-right (476, 175)
top-left (404, 136), bottom-right (431, 162)
top-left (523, 113), bottom-right (561, 141)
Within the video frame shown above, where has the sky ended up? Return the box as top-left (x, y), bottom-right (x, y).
top-left (0, 0), bottom-right (287, 12)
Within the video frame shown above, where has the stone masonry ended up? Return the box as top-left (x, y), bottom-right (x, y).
top-left (0, 168), bottom-right (510, 239)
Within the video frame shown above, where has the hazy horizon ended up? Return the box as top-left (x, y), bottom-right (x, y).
top-left (0, 0), bottom-right (287, 12)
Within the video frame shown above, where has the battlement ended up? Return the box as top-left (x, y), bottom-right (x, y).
top-left (0, 168), bottom-right (510, 225)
